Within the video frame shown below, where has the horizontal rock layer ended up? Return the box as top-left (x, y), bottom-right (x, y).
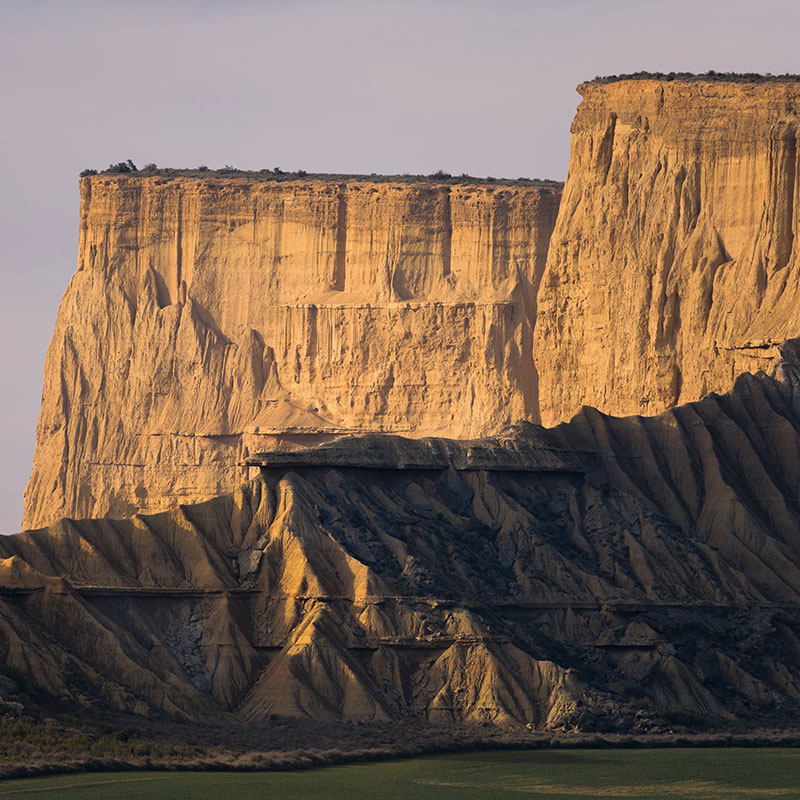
top-left (4, 351), bottom-right (800, 728)
top-left (536, 78), bottom-right (800, 424)
top-left (245, 427), bottom-right (585, 472)
top-left (24, 177), bottom-right (560, 528)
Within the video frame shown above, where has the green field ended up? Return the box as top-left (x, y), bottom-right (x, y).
top-left (1, 748), bottom-right (799, 799)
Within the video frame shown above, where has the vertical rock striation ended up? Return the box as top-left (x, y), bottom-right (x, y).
top-left (536, 78), bottom-right (800, 424)
top-left (24, 176), bottom-right (560, 528)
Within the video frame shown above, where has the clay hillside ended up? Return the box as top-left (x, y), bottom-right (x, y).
top-left (5, 352), bottom-right (800, 729)
top-left (3, 76), bottom-right (800, 739)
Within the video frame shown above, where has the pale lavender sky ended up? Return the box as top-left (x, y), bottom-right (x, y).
top-left (1, 0), bottom-right (799, 532)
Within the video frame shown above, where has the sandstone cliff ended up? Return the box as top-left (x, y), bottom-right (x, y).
top-left (5, 350), bottom-right (800, 728)
top-left (26, 78), bottom-right (800, 526)
top-left (24, 176), bottom-right (560, 528)
top-left (536, 78), bottom-right (800, 424)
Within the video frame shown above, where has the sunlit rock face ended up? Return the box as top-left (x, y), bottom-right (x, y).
top-left (24, 176), bottom-right (560, 527)
top-left (536, 78), bottom-right (800, 424)
top-left (24, 78), bottom-right (800, 527)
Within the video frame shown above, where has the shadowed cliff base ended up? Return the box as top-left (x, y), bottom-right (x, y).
top-left (5, 344), bottom-right (800, 737)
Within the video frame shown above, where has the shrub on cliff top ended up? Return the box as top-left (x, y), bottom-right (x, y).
top-left (74, 165), bottom-right (563, 188)
top-left (105, 159), bottom-right (137, 174)
top-left (590, 70), bottom-right (800, 84)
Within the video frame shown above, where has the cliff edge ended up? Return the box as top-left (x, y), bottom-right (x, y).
top-left (25, 77), bottom-right (800, 526)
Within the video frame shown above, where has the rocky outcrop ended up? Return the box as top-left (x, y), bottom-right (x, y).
top-left (244, 426), bottom-right (584, 472)
top-left (536, 78), bottom-right (800, 424)
top-left (24, 176), bottom-right (560, 528)
top-left (5, 351), bottom-right (800, 729)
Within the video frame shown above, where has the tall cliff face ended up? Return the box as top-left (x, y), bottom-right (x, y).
top-left (535, 79), bottom-right (800, 424)
top-left (24, 176), bottom-right (560, 528)
top-left (28, 79), bottom-right (800, 527)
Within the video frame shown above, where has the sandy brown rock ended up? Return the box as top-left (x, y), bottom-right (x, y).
top-left (536, 78), bottom-right (800, 424)
top-left (25, 79), bottom-right (800, 526)
top-left (24, 176), bottom-right (560, 528)
top-left (5, 350), bottom-right (800, 729)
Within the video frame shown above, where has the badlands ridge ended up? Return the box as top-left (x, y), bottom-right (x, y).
top-left (4, 350), bottom-right (800, 727)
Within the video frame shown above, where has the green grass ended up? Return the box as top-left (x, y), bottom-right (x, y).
top-left (0, 716), bottom-right (204, 763)
top-left (1, 748), bottom-right (799, 799)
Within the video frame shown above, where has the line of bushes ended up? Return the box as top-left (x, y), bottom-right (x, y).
top-left (589, 70), bottom-right (800, 85)
top-left (77, 162), bottom-right (562, 187)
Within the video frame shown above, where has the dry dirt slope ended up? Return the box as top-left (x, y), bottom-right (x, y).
top-left (3, 345), bottom-right (800, 732)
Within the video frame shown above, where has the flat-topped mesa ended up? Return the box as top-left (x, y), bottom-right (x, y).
top-left (535, 77), bottom-right (800, 424)
top-left (24, 173), bottom-right (561, 528)
top-left (244, 424), bottom-right (586, 473)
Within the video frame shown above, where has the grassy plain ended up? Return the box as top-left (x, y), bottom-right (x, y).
top-left (1, 748), bottom-right (799, 800)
